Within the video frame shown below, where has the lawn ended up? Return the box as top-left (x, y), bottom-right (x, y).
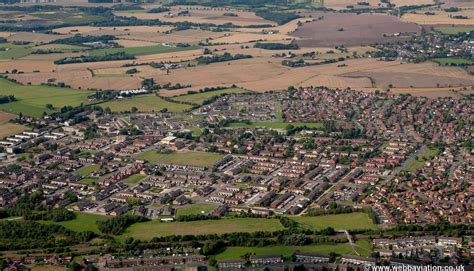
top-left (0, 78), bottom-right (93, 117)
top-left (228, 121), bottom-right (323, 130)
top-left (136, 151), bottom-right (224, 167)
top-left (0, 112), bottom-right (27, 139)
top-left (121, 217), bottom-right (284, 240)
top-left (89, 45), bottom-right (197, 57)
top-left (100, 95), bottom-right (192, 113)
top-left (170, 88), bottom-right (249, 105)
top-left (79, 178), bottom-right (99, 186)
top-left (432, 58), bottom-right (474, 66)
top-left (404, 146), bottom-right (439, 172)
top-left (434, 26), bottom-right (474, 35)
top-left (75, 165), bottom-right (100, 176)
top-left (39, 212), bottom-right (108, 234)
top-left (291, 213), bottom-right (379, 231)
top-left (122, 174), bottom-right (146, 185)
top-left (176, 203), bottom-right (219, 216)
top-left (214, 240), bottom-right (370, 260)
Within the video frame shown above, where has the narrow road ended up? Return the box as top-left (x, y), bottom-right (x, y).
top-left (336, 229), bottom-right (360, 256)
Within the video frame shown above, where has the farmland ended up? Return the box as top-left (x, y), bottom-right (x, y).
top-left (433, 58), bottom-right (474, 66)
top-left (89, 45), bottom-right (197, 57)
top-left (0, 112), bottom-right (27, 139)
top-left (0, 78), bottom-right (92, 117)
top-left (136, 151), bottom-right (224, 167)
top-left (121, 217), bottom-right (284, 240)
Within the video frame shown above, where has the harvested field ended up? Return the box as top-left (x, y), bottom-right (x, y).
top-left (298, 74), bottom-right (373, 89)
top-left (6, 32), bottom-right (70, 44)
top-left (324, 0), bottom-right (383, 10)
top-left (120, 29), bottom-right (228, 44)
top-left (0, 59), bottom-right (54, 73)
top-left (442, 0), bottom-right (474, 8)
top-left (391, 0), bottom-right (434, 6)
top-left (116, 6), bottom-right (273, 26)
top-left (386, 86), bottom-right (472, 98)
top-left (53, 25), bottom-right (174, 35)
top-left (210, 32), bottom-right (295, 44)
top-left (292, 13), bottom-right (421, 47)
top-left (402, 9), bottom-right (474, 25)
top-left (0, 112), bottom-right (27, 139)
top-left (345, 61), bottom-right (474, 89)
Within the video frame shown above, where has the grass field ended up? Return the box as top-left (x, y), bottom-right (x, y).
top-left (75, 165), bottom-right (100, 176)
top-left (121, 218), bottom-right (283, 240)
top-left (0, 43), bottom-right (33, 59)
top-left (214, 239), bottom-right (371, 260)
top-left (122, 174), bottom-right (146, 185)
top-left (0, 112), bottom-right (27, 139)
top-left (176, 203), bottom-right (219, 216)
top-left (89, 45), bottom-right (196, 57)
top-left (32, 11), bottom-right (107, 25)
top-left (432, 58), bottom-right (474, 66)
top-left (39, 212), bottom-right (108, 234)
top-left (404, 146), bottom-right (439, 172)
top-left (0, 78), bottom-right (92, 117)
top-left (79, 178), bottom-right (99, 186)
top-left (291, 213), bottom-right (379, 231)
top-left (100, 95), bottom-right (192, 113)
top-left (228, 121), bottom-right (323, 130)
top-left (136, 151), bottom-right (223, 167)
top-left (34, 44), bottom-right (86, 51)
top-left (170, 88), bottom-right (249, 105)
top-left (434, 26), bottom-right (474, 35)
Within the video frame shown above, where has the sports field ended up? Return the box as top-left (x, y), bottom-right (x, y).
top-left (136, 151), bottom-right (224, 167)
top-left (100, 95), bottom-right (192, 113)
top-left (228, 121), bottom-right (323, 130)
top-left (0, 78), bottom-right (92, 117)
top-left (215, 238), bottom-right (371, 260)
top-left (121, 217), bottom-right (284, 240)
top-left (89, 45), bottom-right (197, 57)
top-left (291, 213), bottom-right (379, 231)
top-left (176, 203), bottom-right (219, 216)
top-left (39, 212), bottom-right (108, 234)
top-left (170, 88), bottom-right (249, 105)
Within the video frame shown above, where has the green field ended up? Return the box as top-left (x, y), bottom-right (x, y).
top-left (0, 43), bottom-right (33, 59)
top-left (435, 26), bottom-right (474, 35)
top-left (32, 11), bottom-right (107, 24)
top-left (75, 165), bottom-right (100, 176)
top-left (100, 95), bottom-right (192, 113)
top-left (122, 174), bottom-right (146, 185)
top-left (170, 88), bottom-right (249, 105)
top-left (432, 58), bottom-right (474, 66)
top-left (89, 45), bottom-right (197, 57)
top-left (39, 212), bottom-right (108, 234)
top-left (0, 78), bottom-right (93, 117)
top-left (404, 146), bottom-right (439, 172)
top-left (228, 121), bottom-right (323, 130)
top-left (176, 203), bottom-right (219, 216)
top-left (121, 218), bottom-right (284, 240)
top-left (79, 178), bottom-right (99, 186)
top-left (136, 151), bottom-right (223, 167)
top-left (291, 213), bottom-right (379, 231)
top-left (215, 239), bottom-right (370, 260)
